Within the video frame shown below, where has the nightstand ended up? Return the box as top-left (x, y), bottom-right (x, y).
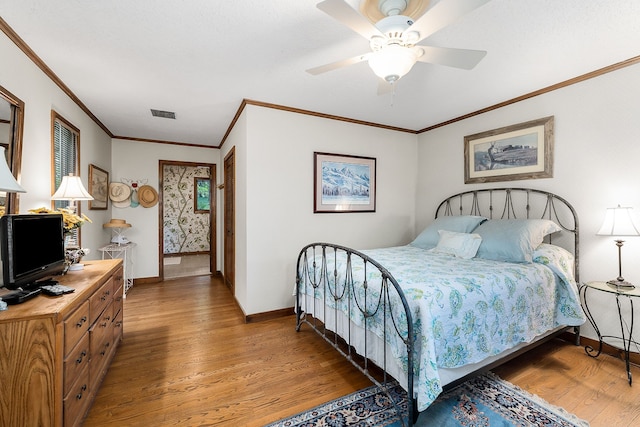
top-left (579, 281), bottom-right (640, 385)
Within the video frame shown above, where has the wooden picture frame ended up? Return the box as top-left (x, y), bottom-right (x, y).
top-left (194, 177), bottom-right (211, 213)
top-left (314, 152), bottom-right (376, 213)
top-left (88, 164), bottom-right (108, 210)
top-left (464, 116), bottom-right (554, 184)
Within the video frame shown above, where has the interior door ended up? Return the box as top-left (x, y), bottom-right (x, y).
top-left (223, 148), bottom-right (235, 294)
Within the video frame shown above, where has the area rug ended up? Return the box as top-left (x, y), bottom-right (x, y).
top-left (264, 372), bottom-right (589, 427)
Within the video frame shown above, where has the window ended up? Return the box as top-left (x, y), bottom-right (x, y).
top-left (51, 111), bottom-right (80, 210)
top-left (51, 111), bottom-right (81, 246)
top-left (194, 177), bottom-right (211, 213)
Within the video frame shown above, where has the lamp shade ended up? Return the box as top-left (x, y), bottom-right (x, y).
top-left (368, 45), bottom-right (419, 83)
top-left (0, 147), bottom-right (25, 193)
top-left (51, 174), bottom-right (93, 201)
top-left (596, 205), bottom-right (640, 236)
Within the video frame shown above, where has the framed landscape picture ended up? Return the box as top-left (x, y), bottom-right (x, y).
top-left (464, 116), bottom-right (554, 184)
top-left (314, 152), bottom-right (376, 213)
top-left (88, 164), bottom-right (108, 210)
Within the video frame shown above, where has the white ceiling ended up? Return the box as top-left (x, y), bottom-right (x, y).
top-left (1, 0), bottom-right (639, 147)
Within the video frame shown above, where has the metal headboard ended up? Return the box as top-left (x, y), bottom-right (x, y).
top-left (434, 188), bottom-right (580, 283)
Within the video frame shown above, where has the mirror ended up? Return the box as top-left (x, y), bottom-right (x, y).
top-left (0, 84), bottom-right (24, 215)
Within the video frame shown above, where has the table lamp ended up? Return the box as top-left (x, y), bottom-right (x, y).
top-left (597, 205), bottom-right (640, 289)
top-left (0, 146), bottom-right (25, 193)
top-left (51, 173), bottom-right (93, 211)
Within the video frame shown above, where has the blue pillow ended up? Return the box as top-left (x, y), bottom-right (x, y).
top-left (410, 215), bottom-right (487, 250)
top-left (474, 219), bottom-right (562, 263)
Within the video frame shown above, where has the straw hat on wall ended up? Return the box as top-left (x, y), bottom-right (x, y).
top-left (109, 183), bottom-right (131, 208)
top-left (138, 185), bottom-right (158, 208)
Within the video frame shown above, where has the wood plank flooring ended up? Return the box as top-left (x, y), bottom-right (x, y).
top-left (84, 275), bottom-right (640, 427)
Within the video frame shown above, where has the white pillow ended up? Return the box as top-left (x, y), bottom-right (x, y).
top-left (410, 215), bottom-right (487, 250)
top-left (431, 230), bottom-right (482, 259)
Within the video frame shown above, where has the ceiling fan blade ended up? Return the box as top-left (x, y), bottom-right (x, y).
top-left (416, 45), bottom-right (487, 70)
top-left (317, 0), bottom-right (384, 40)
top-left (306, 52), bottom-right (371, 75)
top-left (408, 0), bottom-right (490, 44)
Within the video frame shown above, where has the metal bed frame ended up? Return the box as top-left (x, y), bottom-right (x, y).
top-left (295, 188), bottom-right (580, 426)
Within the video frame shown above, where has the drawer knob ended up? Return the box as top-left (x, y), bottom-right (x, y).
top-left (76, 316), bottom-right (87, 328)
top-left (100, 341), bottom-right (111, 356)
top-left (76, 384), bottom-right (87, 400)
top-left (76, 350), bottom-right (87, 365)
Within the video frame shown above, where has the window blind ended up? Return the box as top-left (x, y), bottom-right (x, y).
top-left (53, 118), bottom-right (78, 210)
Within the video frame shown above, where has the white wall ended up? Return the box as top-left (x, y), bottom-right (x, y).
top-left (233, 105), bottom-right (418, 315)
top-left (0, 31), bottom-right (113, 253)
top-left (416, 62), bottom-right (640, 343)
top-left (110, 139), bottom-right (220, 279)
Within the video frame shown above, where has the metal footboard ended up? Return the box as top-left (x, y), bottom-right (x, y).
top-left (295, 243), bottom-right (416, 426)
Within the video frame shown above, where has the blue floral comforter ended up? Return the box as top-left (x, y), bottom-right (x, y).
top-left (300, 243), bottom-right (585, 411)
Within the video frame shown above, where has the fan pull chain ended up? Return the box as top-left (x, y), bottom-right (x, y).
top-left (390, 82), bottom-right (396, 107)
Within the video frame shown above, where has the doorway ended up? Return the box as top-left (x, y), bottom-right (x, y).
top-left (159, 160), bottom-right (216, 280)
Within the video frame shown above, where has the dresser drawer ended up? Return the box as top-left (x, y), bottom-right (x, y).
top-left (64, 300), bottom-right (90, 356)
top-left (112, 266), bottom-right (124, 291)
top-left (113, 301), bottom-right (124, 342)
top-left (63, 363), bottom-right (91, 427)
top-left (64, 332), bottom-right (90, 395)
top-left (113, 282), bottom-right (124, 312)
top-left (90, 278), bottom-right (113, 324)
top-left (90, 332), bottom-right (115, 388)
top-left (90, 302), bottom-right (113, 352)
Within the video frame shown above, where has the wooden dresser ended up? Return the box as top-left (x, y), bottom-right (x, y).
top-left (0, 259), bottom-right (124, 427)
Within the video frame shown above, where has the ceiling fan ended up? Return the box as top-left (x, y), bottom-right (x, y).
top-left (307, 0), bottom-right (490, 85)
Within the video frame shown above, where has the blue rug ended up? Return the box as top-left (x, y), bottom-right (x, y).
top-left (264, 372), bottom-right (589, 426)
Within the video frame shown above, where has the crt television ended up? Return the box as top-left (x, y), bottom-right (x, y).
top-left (0, 213), bottom-right (66, 290)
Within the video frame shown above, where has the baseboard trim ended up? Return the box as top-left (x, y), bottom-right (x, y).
top-left (245, 307), bottom-right (294, 323)
top-left (578, 335), bottom-right (640, 366)
top-left (133, 277), bottom-right (160, 285)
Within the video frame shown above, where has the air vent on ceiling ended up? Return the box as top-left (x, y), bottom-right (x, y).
top-left (150, 109), bottom-right (176, 119)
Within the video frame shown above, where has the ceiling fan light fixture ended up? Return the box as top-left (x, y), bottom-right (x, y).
top-left (368, 44), bottom-right (418, 83)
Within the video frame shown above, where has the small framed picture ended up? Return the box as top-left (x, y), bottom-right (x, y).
top-left (314, 152), bottom-right (376, 213)
top-left (88, 164), bottom-right (108, 210)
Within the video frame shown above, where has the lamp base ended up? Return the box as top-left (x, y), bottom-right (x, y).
top-left (68, 263), bottom-right (85, 271)
top-left (606, 279), bottom-right (635, 290)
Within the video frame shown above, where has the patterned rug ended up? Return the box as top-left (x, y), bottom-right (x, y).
top-left (264, 372), bottom-right (589, 426)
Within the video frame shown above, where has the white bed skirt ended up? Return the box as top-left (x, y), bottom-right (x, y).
top-left (299, 296), bottom-right (564, 395)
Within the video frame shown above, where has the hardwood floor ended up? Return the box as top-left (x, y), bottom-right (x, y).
top-left (84, 275), bottom-right (640, 427)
